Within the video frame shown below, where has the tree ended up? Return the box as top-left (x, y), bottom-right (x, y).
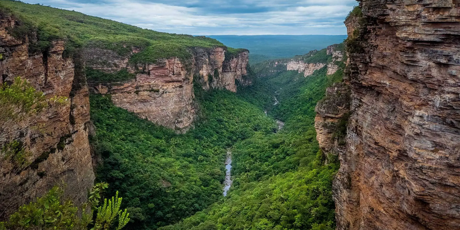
top-left (0, 183), bottom-right (130, 230)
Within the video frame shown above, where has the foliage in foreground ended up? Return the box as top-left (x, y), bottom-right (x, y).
top-left (0, 184), bottom-right (130, 230)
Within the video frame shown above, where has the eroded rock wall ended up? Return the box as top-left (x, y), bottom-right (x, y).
top-left (315, 83), bottom-right (350, 163)
top-left (86, 47), bottom-right (249, 131)
top-left (332, 1), bottom-right (460, 229)
top-left (287, 61), bottom-right (326, 77)
top-left (0, 15), bottom-right (94, 220)
top-left (258, 45), bottom-right (344, 78)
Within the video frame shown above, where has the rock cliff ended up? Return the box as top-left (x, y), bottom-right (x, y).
top-left (315, 83), bottom-right (350, 164)
top-left (324, 1), bottom-right (460, 229)
top-left (287, 61), bottom-right (326, 77)
top-left (0, 14), bottom-right (94, 220)
top-left (256, 45), bottom-right (345, 78)
top-left (86, 47), bottom-right (249, 132)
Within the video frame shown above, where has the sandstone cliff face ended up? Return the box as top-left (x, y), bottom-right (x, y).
top-left (0, 15), bottom-right (94, 220)
top-left (86, 47), bottom-right (249, 131)
top-left (257, 45), bottom-right (344, 78)
top-left (327, 45), bottom-right (345, 75)
top-left (315, 83), bottom-right (350, 163)
top-left (287, 61), bottom-right (326, 77)
top-left (331, 1), bottom-right (460, 229)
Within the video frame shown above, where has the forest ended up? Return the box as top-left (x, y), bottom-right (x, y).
top-left (89, 47), bottom-right (345, 229)
top-left (0, 2), bottom-right (345, 228)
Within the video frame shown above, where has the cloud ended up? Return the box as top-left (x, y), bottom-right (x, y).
top-left (21, 0), bottom-right (358, 35)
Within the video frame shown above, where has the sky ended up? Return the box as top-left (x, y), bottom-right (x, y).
top-left (21, 0), bottom-right (358, 35)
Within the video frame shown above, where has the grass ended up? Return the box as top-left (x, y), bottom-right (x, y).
top-left (0, 0), bottom-right (240, 63)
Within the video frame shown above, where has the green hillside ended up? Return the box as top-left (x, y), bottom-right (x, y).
top-left (0, 0), bottom-right (243, 62)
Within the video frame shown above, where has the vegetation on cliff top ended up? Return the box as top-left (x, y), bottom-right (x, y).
top-left (0, 0), bottom-right (244, 62)
top-left (345, 6), bottom-right (363, 21)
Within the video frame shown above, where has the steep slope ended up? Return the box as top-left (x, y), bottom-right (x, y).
top-left (1, 0), bottom-right (250, 132)
top-left (253, 44), bottom-right (345, 78)
top-left (320, 2), bottom-right (460, 229)
top-left (0, 10), bottom-right (94, 220)
top-left (91, 88), bottom-right (277, 229)
top-left (0, 0), bottom-right (249, 222)
top-left (160, 46), bottom-right (345, 230)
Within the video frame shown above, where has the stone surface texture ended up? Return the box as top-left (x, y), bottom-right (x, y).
top-left (0, 14), bottom-right (94, 220)
top-left (287, 61), bottom-right (326, 77)
top-left (86, 47), bottom-right (249, 131)
top-left (315, 82), bottom-right (350, 163)
top-left (258, 45), bottom-right (344, 78)
top-left (331, 1), bottom-right (460, 229)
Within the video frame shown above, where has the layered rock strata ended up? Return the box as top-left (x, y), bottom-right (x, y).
top-left (86, 47), bottom-right (249, 131)
top-left (0, 15), bottom-right (94, 220)
top-left (287, 61), bottom-right (326, 77)
top-left (258, 45), bottom-right (344, 78)
top-left (331, 1), bottom-right (460, 229)
top-left (315, 82), bottom-right (350, 163)
top-left (327, 45), bottom-right (345, 75)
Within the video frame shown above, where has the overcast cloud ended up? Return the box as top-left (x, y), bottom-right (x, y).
top-left (21, 0), bottom-right (358, 35)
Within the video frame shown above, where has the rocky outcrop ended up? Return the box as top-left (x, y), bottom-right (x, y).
top-left (327, 45), bottom-right (345, 75)
top-left (0, 14), bottom-right (94, 220)
top-left (86, 47), bottom-right (249, 132)
top-left (315, 83), bottom-right (350, 163)
top-left (256, 45), bottom-right (345, 78)
top-left (287, 61), bottom-right (326, 77)
top-left (331, 1), bottom-right (460, 229)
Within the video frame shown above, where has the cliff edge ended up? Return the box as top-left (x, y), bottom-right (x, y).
top-left (318, 1), bottom-right (460, 229)
top-left (0, 13), bottom-right (94, 220)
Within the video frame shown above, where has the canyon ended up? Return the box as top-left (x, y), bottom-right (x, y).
top-left (1, 0), bottom-right (460, 229)
top-left (0, 9), bottom-right (250, 221)
top-left (316, 1), bottom-right (460, 229)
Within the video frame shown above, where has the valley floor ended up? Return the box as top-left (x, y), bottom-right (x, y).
top-left (91, 58), bottom-right (343, 230)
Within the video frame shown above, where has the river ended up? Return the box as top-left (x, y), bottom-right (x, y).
top-left (223, 96), bottom-right (284, 196)
top-left (223, 150), bottom-right (232, 197)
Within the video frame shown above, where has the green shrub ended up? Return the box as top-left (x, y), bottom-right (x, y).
top-left (0, 77), bottom-right (46, 124)
top-left (0, 184), bottom-right (130, 230)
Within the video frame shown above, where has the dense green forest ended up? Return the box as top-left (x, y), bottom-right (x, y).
top-left (90, 45), bottom-right (345, 229)
top-left (160, 59), bottom-right (344, 230)
top-left (90, 85), bottom-right (277, 229)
